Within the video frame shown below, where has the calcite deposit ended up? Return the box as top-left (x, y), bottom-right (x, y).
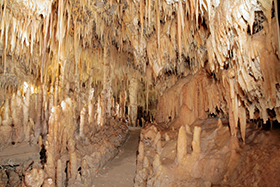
top-left (0, 0), bottom-right (279, 186)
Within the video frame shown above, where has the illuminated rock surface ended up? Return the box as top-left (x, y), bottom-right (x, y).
top-left (0, 0), bottom-right (279, 186)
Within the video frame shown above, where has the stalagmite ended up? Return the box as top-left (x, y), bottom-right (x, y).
top-left (177, 125), bottom-right (187, 164)
top-left (68, 138), bottom-right (77, 180)
top-left (3, 98), bottom-right (10, 123)
top-left (56, 159), bottom-right (63, 187)
top-left (97, 96), bottom-right (102, 126)
top-left (192, 126), bottom-right (201, 154)
top-left (152, 153), bottom-right (161, 174)
top-left (42, 178), bottom-right (55, 187)
top-left (137, 141), bottom-right (145, 172)
top-left (45, 136), bottom-right (55, 181)
top-left (24, 168), bottom-right (45, 187)
top-left (153, 132), bottom-right (161, 149)
top-left (165, 133), bottom-right (170, 141)
top-left (81, 159), bottom-right (92, 186)
top-left (88, 99), bottom-right (95, 126)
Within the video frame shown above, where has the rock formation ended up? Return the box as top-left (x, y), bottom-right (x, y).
top-left (0, 0), bottom-right (279, 186)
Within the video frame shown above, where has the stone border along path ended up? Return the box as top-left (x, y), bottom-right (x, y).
top-left (92, 127), bottom-right (141, 187)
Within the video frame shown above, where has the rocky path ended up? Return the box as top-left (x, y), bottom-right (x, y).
top-left (92, 128), bottom-right (141, 187)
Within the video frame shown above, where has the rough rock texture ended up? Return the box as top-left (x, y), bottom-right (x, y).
top-left (0, 96), bottom-right (129, 186)
top-left (0, 0), bottom-right (279, 186)
top-left (135, 119), bottom-right (280, 186)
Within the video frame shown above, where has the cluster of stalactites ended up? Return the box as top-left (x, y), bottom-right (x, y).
top-left (207, 0), bottom-right (280, 132)
top-left (0, 0), bottom-right (122, 87)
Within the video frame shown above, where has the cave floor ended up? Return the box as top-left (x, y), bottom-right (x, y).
top-left (92, 127), bottom-right (141, 187)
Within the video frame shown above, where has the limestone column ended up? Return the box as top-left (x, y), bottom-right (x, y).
top-left (54, 77), bottom-right (59, 106)
top-left (119, 90), bottom-right (126, 119)
top-left (35, 87), bottom-right (43, 141)
top-left (129, 77), bottom-right (138, 127)
top-left (23, 85), bottom-right (30, 141)
top-left (102, 45), bottom-right (112, 120)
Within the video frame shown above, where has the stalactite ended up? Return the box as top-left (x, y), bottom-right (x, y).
top-left (42, 14), bottom-right (50, 83)
top-left (148, 0), bottom-right (151, 26)
top-left (57, 0), bottom-right (64, 61)
top-left (195, 0), bottom-right (198, 28)
top-left (178, 0), bottom-right (184, 31)
top-left (177, 4), bottom-right (182, 58)
top-left (145, 0), bottom-right (148, 28)
top-left (138, 0), bottom-right (144, 41)
top-left (0, 0), bottom-right (7, 41)
top-left (156, 0), bottom-right (160, 50)
top-left (60, 60), bottom-right (66, 101)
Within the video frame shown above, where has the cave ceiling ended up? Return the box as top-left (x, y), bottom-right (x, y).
top-left (0, 0), bottom-right (279, 119)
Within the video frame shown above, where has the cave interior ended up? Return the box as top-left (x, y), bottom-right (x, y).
top-left (0, 0), bottom-right (280, 186)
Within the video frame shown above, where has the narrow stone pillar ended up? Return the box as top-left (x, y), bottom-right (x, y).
top-left (54, 77), bottom-right (59, 106)
top-left (129, 77), bottom-right (138, 127)
top-left (23, 85), bottom-right (30, 141)
top-left (103, 45), bottom-right (112, 120)
top-left (35, 87), bottom-right (43, 141)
